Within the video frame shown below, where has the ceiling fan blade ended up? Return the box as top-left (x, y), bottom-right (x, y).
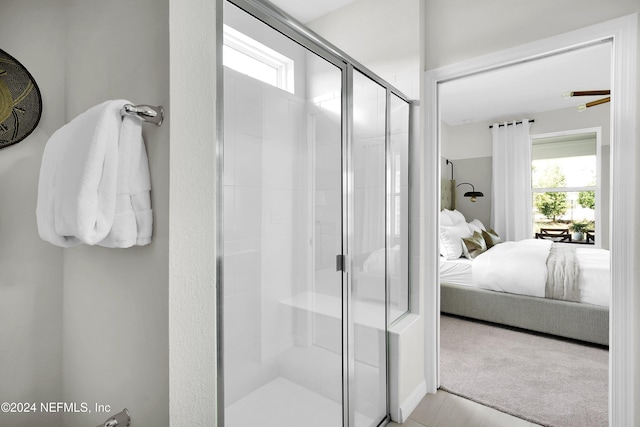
top-left (578, 96), bottom-right (611, 111)
top-left (570, 90), bottom-right (610, 97)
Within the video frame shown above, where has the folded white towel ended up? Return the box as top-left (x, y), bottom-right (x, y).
top-left (36, 100), bottom-right (153, 248)
top-left (98, 114), bottom-right (153, 248)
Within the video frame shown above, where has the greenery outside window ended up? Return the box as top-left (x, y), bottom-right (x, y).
top-left (531, 132), bottom-right (598, 242)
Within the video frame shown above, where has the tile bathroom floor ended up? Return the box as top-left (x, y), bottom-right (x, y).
top-left (389, 390), bottom-right (542, 427)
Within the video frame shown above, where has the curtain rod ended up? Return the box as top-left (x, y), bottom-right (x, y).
top-left (489, 119), bottom-right (535, 129)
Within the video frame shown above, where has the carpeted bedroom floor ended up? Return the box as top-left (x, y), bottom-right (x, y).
top-left (440, 314), bottom-right (608, 427)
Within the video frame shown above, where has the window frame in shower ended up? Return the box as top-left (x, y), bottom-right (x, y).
top-left (216, 0), bottom-right (414, 425)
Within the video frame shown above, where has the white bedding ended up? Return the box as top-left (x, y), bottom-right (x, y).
top-left (440, 239), bottom-right (610, 307)
top-left (439, 257), bottom-right (472, 286)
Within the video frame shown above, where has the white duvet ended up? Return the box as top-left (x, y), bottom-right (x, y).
top-left (472, 239), bottom-right (610, 307)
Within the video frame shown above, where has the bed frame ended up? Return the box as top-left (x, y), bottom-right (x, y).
top-left (441, 283), bottom-right (609, 346)
top-left (439, 178), bottom-right (609, 346)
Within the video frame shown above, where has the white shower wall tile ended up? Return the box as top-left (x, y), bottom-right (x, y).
top-left (234, 133), bottom-right (263, 187)
top-left (313, 108), bottom-right (341, 147)
top-left (314, 312), bottom-right (342, 354)
top-left (233, 186), bottom-right (263, 241)
top-left (260, 297), bottom-right (295, 361)
top-left (390, 101), bottom-right (410, 135)
top-left (353, 101), bottom-right (381, 141)
top-left (264, 94), bottom-right (304, 146)
top-left (224, 340), bottom-right (279, 406)
top-left (262, 139), bottom-right (297, 190)
top-left (391, 133), bottom-right (410, 187)
top-left (261, 236), bottom-right (294, 290)
top-left (314, 144), bottom-right (341, 190)
top-left (224, 70), bottom-right (237, 133)
top-left (223, 239), bottom-right (261, 296)
top-left (234, 77), bottom-right (264, 138)
top-left (376, 91), bottom-right (387, 137)
top-left (223, 186), bottom-right (237, 240)
top-left (353, 138), bottom-right (385, 189)
top-left (224, 131), bottom-right (235, 186)
top-left (262, 188), bottom-right (294, 236)
top-left (318, 98), bottom-right (341, 122)
top-left (263, 90), bottom-right (291, 142)
top-left (224, 290), bottom-right (261, 352)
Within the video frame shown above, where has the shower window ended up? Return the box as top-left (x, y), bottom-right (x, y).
top-left (223, 24), bottom-right (295, 93)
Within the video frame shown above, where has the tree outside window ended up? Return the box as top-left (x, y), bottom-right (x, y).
top-left (531, 132), bottom-right (598, 239)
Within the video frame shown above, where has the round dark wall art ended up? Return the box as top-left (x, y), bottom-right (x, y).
top-left (0, 48), bottom-right (42, 149)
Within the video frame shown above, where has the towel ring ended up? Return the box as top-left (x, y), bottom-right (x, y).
top-left (121, 104), bottom-right (164, 126)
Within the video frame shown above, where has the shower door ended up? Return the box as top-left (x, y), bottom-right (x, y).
top-left (222, 3), bottom-right (347, 426)
top-left (221, 2), bottom-right (399, 426)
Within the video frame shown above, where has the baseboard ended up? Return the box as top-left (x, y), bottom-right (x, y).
top-left (396, 379), bottom-right (427, 423)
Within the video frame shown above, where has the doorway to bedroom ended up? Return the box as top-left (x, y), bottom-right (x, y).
top-left (436, 40), bottom-right (612, 426)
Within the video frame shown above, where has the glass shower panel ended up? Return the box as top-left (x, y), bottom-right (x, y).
top-left (351, 69), bottom-right (388, 427)
top-left (223, 3), bottom-right (343, 426)
top-left (388, 94), bottom-right (410, 322)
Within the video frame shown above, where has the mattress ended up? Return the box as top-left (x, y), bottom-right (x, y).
top-left (439, 257), bottom-right (472, 287)
top-left (439, 246), bottom-right (610, 307)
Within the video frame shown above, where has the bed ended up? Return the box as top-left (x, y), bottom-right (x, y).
top-left (439, 182), bottom-right (610, 345)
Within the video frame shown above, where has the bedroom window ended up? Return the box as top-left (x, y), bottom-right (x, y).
top-left (531, 132), bottom-right (599, 243)
top-left (223, 24), bottom-right (295, 93)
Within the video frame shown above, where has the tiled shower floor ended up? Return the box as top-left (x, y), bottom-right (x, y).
top-left (226, 376), bottom-right (375, 427)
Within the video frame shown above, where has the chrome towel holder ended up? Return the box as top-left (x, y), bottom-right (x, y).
top-left (121, 104), bottom-right (164, 126)
top-left (96, 408), bottom-right (131, 427)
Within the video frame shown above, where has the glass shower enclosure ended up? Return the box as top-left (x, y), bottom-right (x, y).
top-left (219, 1), bottom-right (411, 426)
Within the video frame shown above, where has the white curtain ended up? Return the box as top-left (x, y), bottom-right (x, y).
top-left (491, 120), bottom-right (532, 241)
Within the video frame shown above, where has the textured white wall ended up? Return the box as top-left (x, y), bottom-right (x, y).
top-left (61, 1), bottom-right (170, 426)
top-left (0, 2), bottom-right (66, 426)
top-left (169, 0), bottom-right (218, 425)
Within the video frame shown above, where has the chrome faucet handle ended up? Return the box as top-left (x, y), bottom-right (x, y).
top-left (96, 408), bottom-right (130, 427)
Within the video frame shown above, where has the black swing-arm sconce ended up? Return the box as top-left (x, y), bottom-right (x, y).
top-left (456, 182), bottom-right (484, 202)
top-left (446, 159), bottom-right (483, 202)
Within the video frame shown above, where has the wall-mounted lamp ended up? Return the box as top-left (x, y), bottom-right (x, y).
top-left (456, 182), bottom-right (483, 202)
top-left (446, 159), bottom-right (454, 180)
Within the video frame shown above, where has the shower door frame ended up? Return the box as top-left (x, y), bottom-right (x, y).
top-left (216, 1), bottom-right (412, 425)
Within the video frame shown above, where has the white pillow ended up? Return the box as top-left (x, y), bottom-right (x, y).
top-left (440, 209), bottom-right (467, 226)
top-left (439, 222), bottom-right (473, 260)
top-left (468, 219), bottom-right (486, 234)
top-left (449, 209), bottom-right (467, 225)
top-left (439, 228), bottom-right (462, 260)
top-left (440, 209), bottom-right (456, 226)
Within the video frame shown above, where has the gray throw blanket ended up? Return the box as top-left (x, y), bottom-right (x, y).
top-left (545, 243), bottom-right (580, 302)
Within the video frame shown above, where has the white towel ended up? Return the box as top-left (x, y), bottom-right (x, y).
top-left (36, 100), bottom-right (153, 248)
top-left (99, 114), bottom-right (153, 248)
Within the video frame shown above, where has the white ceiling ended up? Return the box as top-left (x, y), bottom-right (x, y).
top-left (266, 1), bottom-right (610, 127)
top-left (269, 0), bottom-right (359, 23)
top-left (440, 42), bottom-right (612, 126)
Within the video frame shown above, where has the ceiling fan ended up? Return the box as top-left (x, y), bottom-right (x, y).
top-left (563, 90), bottom-right (610, 111)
